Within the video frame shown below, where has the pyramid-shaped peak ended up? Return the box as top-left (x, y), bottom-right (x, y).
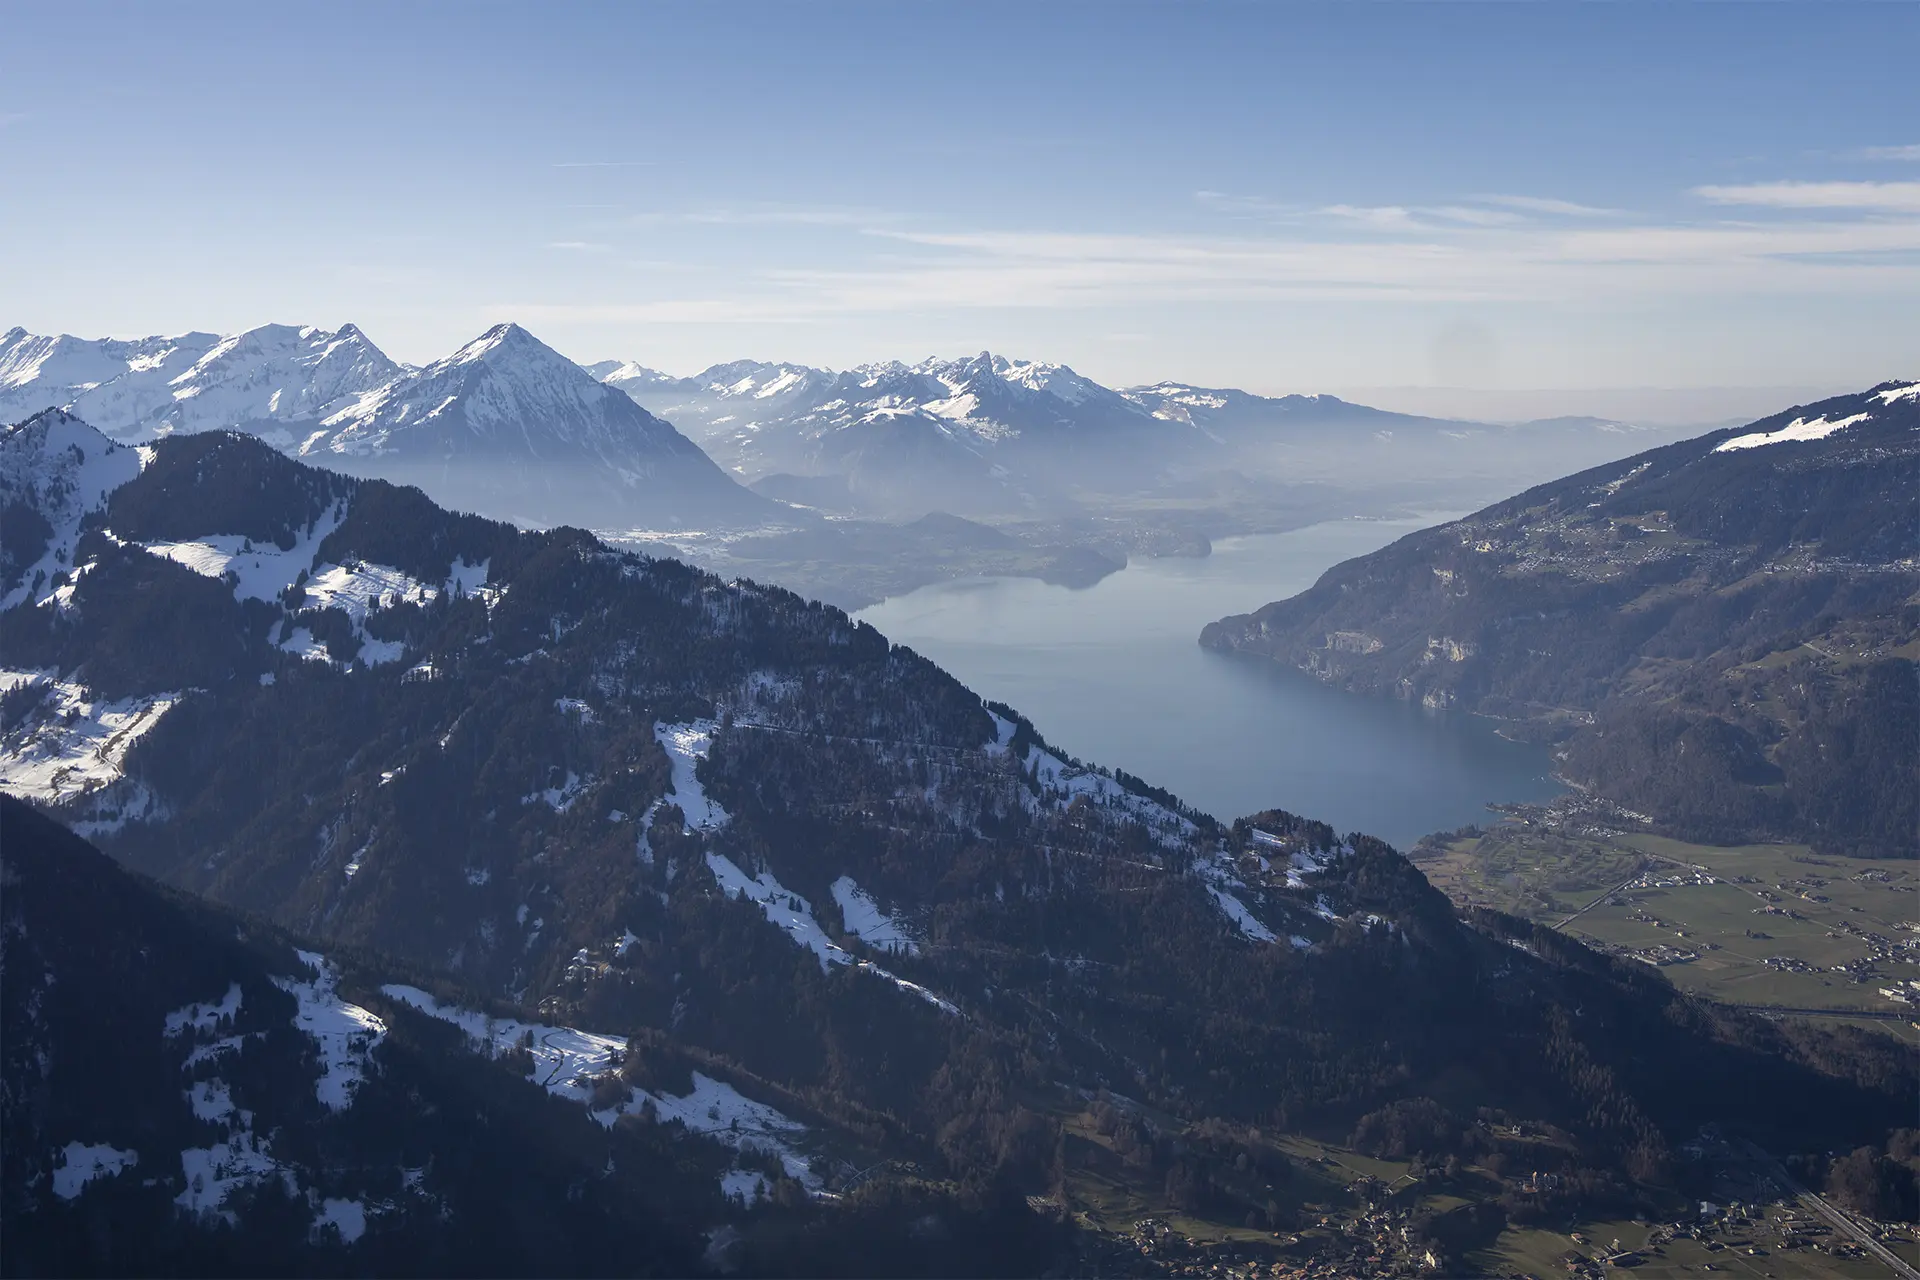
top-left (442, 322), bottom-right (571, 371)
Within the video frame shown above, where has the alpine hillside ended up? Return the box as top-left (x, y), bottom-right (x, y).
top-left (1201, 381), bottom-right (1920, 857)
top-left (1, 408), bottom-right (1909, 1270)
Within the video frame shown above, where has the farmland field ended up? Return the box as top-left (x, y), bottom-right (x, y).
top-left (1414, 828), bottom-right (1920, 1039)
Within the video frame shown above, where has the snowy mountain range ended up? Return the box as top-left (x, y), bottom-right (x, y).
top-left (1, 323), bottom-right (770, 530)
top-left (0, 324), bottom-right (400, 444)
top-left (3, 318), bottom-right (1695, 531)
top-left (586, 352), bottom-right (1206, 516)
top-left (585, 351), bottom-right (1701, 518)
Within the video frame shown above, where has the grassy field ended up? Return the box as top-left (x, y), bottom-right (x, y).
top-left (1474, 1209), bottom-right (1913, 1280)
top-left (1415, 827), bottom-right (1920, 1039)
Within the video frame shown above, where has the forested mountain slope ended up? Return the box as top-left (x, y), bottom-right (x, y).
top-left (1, 411), bottom-right (1910, 1268)
top-left (1202, 382), bottom-right (1920, 856)
top-left (0, 794), bottom-right (729, 1276)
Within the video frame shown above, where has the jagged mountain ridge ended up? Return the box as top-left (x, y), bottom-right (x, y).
top-left (599, 351), bottom-right (1198, 516)
top-left (0, 410), bottom-right (1906, 1261)
top-left (1, 323), bottom-right (775, 531)
top-left (594, 351), bottom-right (1698, 519)
top-left (0, 323), bottom-right (400, 444)
top-left (301, 323), bottom-right (773, 529)
top-left (1201, 380), bottom-right (1920, 855)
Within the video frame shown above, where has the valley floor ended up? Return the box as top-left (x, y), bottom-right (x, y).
top-left (1413, 825), bottom-right (1920, 1047)
top-left (1049, 1108), bottom-right (1920, 1279)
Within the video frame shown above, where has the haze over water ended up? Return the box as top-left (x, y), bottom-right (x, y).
top-left (858, 515), bottom-right (1565, 851)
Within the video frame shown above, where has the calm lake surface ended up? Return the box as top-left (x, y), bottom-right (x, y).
top-left (855, 515), bottom-right (1564, 851)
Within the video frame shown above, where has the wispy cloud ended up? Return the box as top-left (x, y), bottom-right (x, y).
top-left (498, 177), bottom-right (1920, 325)
top-left (633, 205), bottom-right (888, 228)
top-left (1850, 144), bottom-right (1920, 162)
top-left (1193, 190), bottom-right (1296, 218)
top-left (1474, 194), bottom-right (1621, 217)
top-left (1201, 192), bottom-right (1598, 230)
top-left (552, 160), bottom-right (655, 169)
top-left (546, 241), bottom-right (612, 252)
top-left (1319, 204), bottom-right (1420, 230)
top-left (1425, 205), bottom-right (1526, 227)
top-left (0, 110), bottom-right (28, 129)
top-left (1694, 180), bottom-right (1920, 211)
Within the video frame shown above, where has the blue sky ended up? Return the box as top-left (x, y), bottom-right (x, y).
top-left (3, 2), bottom-right (1915, 415)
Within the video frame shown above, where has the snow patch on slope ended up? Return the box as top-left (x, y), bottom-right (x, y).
top-left (165, 983), bottom-right (244, 1037)
top-left (0, 673), bottom-right (181, 812)
top-left (138, 503), bottom-right (343, 603)
top-left (1204, 884), bottom-right (1278, 942)
top-left (52, 1142), bottom-right (139, 1200)
top-left (706, 853), bottom-right (957, 1012)
top-left (655, 720), bottom-right (730, 830)
top-left (831, 876), bottom-right (919, 955)
top-left (273, 951), bottom-right (386, 1111)
top-left (1714, 411), bottom-right (1871, 452)
top-left (379, 985), bottom-right (823, 1188)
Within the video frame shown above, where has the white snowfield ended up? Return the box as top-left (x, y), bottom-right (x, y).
top-left (0, 671), bottom-right (181, 810)
top-left (380, 985), bottom-right (822, 1190)
top-left (125, 534), bottom-right (483, 668)
top-left (707, 852), bottom-right (957, 1013)
top-left (145, 507), bottom-right (461, 670)
top-left (654, 720), bottom-right (731, 830)
top-left (52, 1142), bottom-right (139, 1200)
top-left (1714, 410), bottom-right (1872, 453)
top-left (1204, 884), bottom-right (1278, 943)
top-left (273, 951), bottom-right (387, 1111)
top-left (1874, 381), bottom-right (1920, 405)
top-left (139, 502), bottom-right (342, 598)
top-left (313, 1197), bottom-right (369, 1244)
top-left (831, 876), bottom-right (919, 955)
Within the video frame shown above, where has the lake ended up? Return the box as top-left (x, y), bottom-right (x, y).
top-left (855, 515), bottom-right (1564, 851)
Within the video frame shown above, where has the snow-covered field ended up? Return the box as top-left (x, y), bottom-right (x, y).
top-left (274, 952), bottom-right (387, 1111)
top-left (381, 984), bottom-right (823, 1190)
top-left (831, 876), bottom-right (919, 955)
top-left (654, 720), bottom-right (731, 830)
top-left (52, 1142), bottom-right (139, 1200)
top-left (0, 672), bottom-right (181, 809)
top-left (1715, 410), bottom-right (1870, 453)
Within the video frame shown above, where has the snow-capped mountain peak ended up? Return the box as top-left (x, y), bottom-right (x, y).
top-left (438, 321), bottom-right (547, 370)
top-left (0, 323), bottom-right (400, 443)
top-left (582, 358), bottom-right (676, 389)
top-left (0, 408), bottom-right (145, 610)
top-left (0, 330), bottom-right (220, 413)
top-left (292, 322), bottom-right (770, 528)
